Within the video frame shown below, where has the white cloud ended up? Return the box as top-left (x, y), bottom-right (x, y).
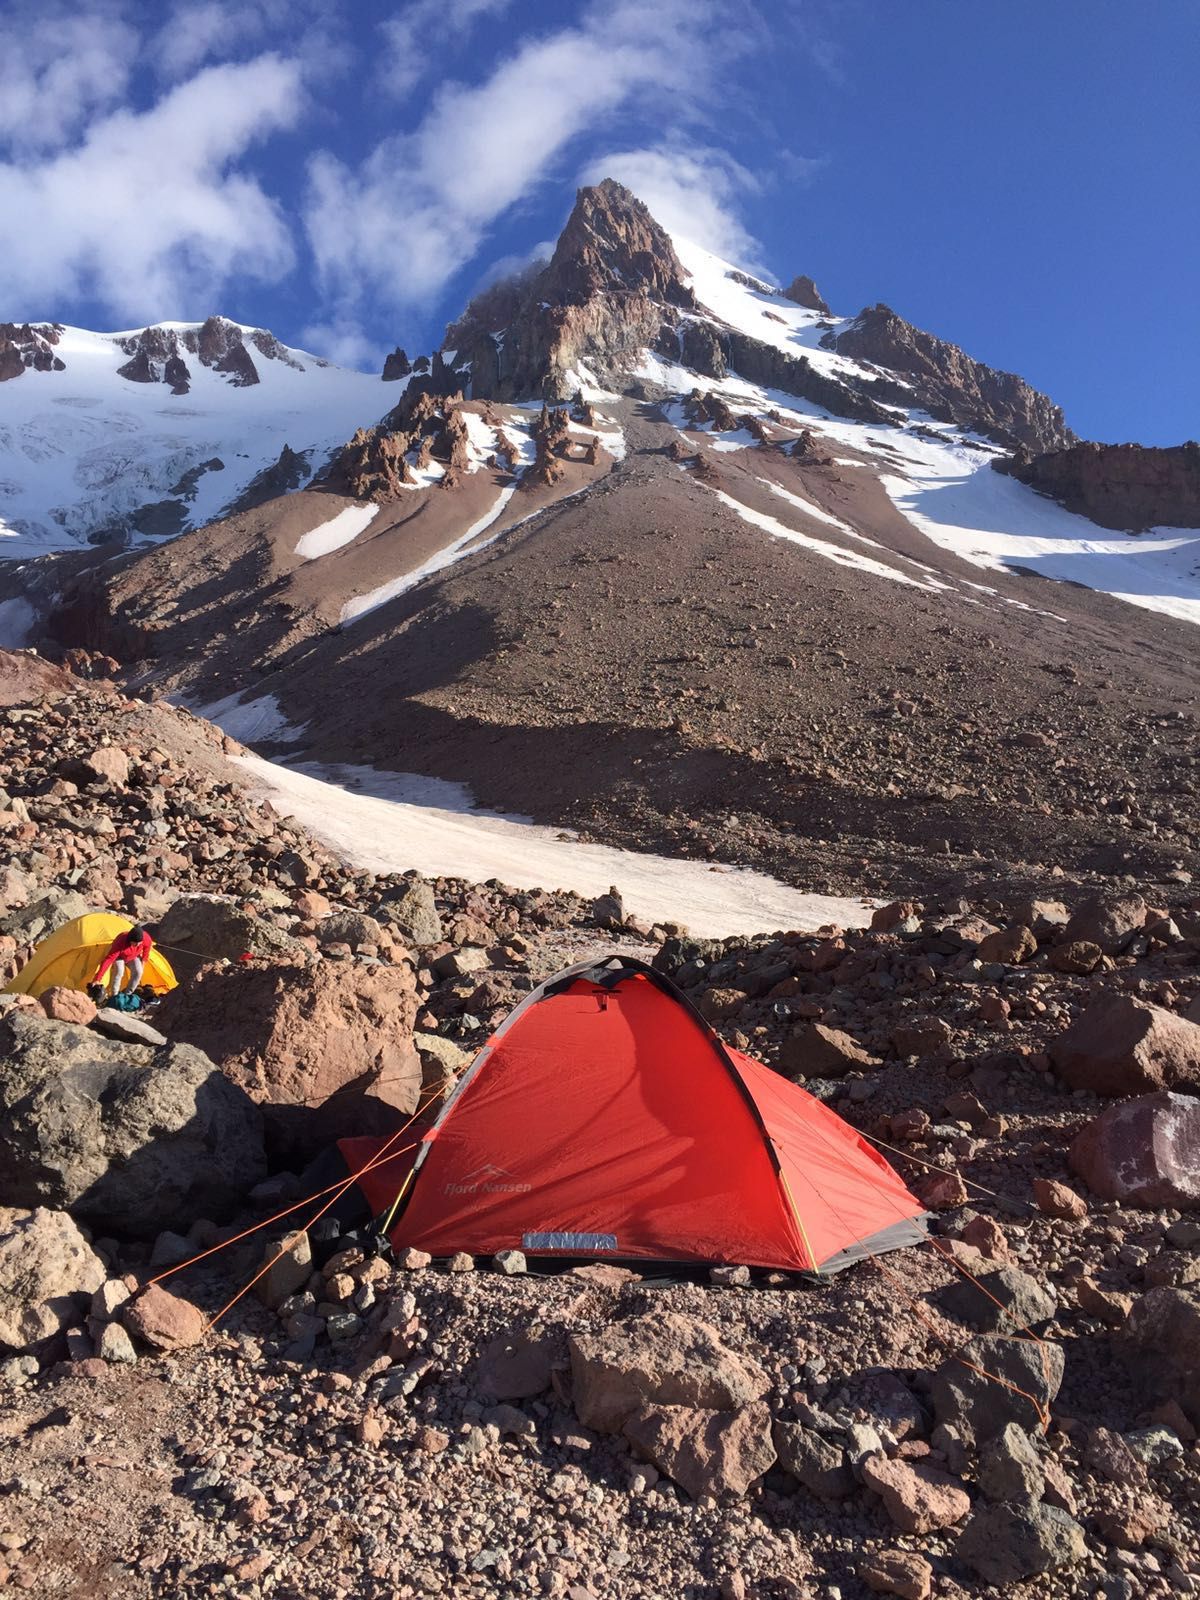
top-left (150, 0), bottom-right (340, 81)
top-left (0, 3), bottom-right (139, 155)
top-left (299, 317), bottom-right (384, 371)
top-left (305, 0), bottom-right (744, 314)
top-left (0, 55), bottom-right (303, 321)
top-left (378, 0), bottom-right (512, 96)
top-left (579, 144), bottom-right (765, 267)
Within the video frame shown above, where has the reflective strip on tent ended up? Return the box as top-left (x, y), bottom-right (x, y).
top-left (4, 912), bottom-right (178, 998)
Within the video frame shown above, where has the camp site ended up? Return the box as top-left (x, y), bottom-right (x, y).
top-left (1, 4), bottom-right (1199, 1593)
top-left (1, 678), bottom-right (1197, 1598)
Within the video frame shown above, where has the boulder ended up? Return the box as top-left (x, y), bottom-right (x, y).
top-left (891, 1017), bottom-right (952, 1057)
top-left (860, 1454), bottom-right (970, 1533)
top-left (1069, 1092), bottom-right (1200, 1208)
top-left (1061, 891), bottom-right (1146, 954)
top-left (413, 1031), bottom-right (471, 1103)
top-left (1, 890), bottom-right (90, 945)
top-left (568, 1312), bottom-right (769, 1434)
top-left (0, 1206), bottom-right (106, 1351)
top-left (779, 1023), bottom-right (877, 1079)
top-left (623, 1401), bottom-right (775, 1499)
top-left (123, 1283), bottom-right (206, 1350)
top-left (930, 1334), bottom-right (1064, 1447)
top-left (975, 924), bottom-right (1037, 965)
top-left (955, 1502), bottom-right (1085, 1585)
top-left (772, 1421), bottom-right (855, 1497)
top-left (255, 1231), bottom-right (312, 1310)
top-left (376, 879), bottom-right (443, 946)
top-left (153, 893), bottom-right (311, 981)
top-left (1049, 995), bottom-right (1200, 1094)
top-left (934, 1264), bottom-right (1056, 1334)
top-left (591, 887), bottom-right (625, 929)
top-left (859, 1551), bottom-right (932, 1600)
top-left (317, 912), bottom-right (386, 950)
top-left (1049, 940), bottom-right (1103, 975)
top-left (1032, 1178), bottom-right (1087, 1221)
top-left (151, 959), bottom-right (421, 1165)
top-left (0, 1011), bottom-right (265, 1236)
top-left (92, 1010), bottom-right (167, 1046)
top-left (475, 1327), bottom-right (556, 1401)
top-left (39, 986), bottom-right (97, 1025)
top-left (1124, 1286), bottom-right (1200, 1420)
top-left (977, 1422), bottom-right (1044, 1503)
top-left (81, 745), bottom-right (130, 788)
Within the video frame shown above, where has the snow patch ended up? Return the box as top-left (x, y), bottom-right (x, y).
top-left (235, 752), bottom-right (876, 940)
top-left (294, 503), bottom-right (380, 560)
top-left (194, 692), bottom-right (306, 745)
top-left (340, 484), bottom-right (518, 625)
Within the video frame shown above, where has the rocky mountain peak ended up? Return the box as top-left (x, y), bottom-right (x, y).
top-left (782, 275), bottom-right (831, 315)
top-left (825, 303), bottom-right (1075, 453)
top-left (541, 179), bottom-right (695, 308)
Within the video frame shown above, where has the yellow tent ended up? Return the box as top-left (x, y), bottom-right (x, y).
top-left (4, 912), bottom-right (178, 999)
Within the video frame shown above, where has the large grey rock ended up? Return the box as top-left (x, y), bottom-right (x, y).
top-left (955, 1501), bottom-right (1085, 1584)
top-left (1123, 1285), bottom-right (1200, 1421)
top-left (154, 893), bottom-right (310, 981)
top-left (375, 879), bottom-right (443, 946)
top-left (1070, 1092), bottom-right (1200, 1208)
top-left (568, 1312), bottom-right (770, 1434)
top-left (930, 1334), bottom-right (1064, 1448)
top-left (0, 1206), bottom-right (106, 1351)
top-left (0, 1011), bottom-right (266, 1236)
top-left (934, 1265), bottom-right (1056, 1334)
top-left (92, 1010), bottom-right (168, 1046)
top-left (977, 1422), bottom-right (1045, 1504)
top-left (2, 890), bottom-right (90, 946)
top-left (772, 1421), bottom-right (855, 1498)
top-left (1050, 996), bottom-right (1200, 1095)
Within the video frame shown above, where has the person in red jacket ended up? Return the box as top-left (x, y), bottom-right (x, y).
top-left (92, 925), bottom-right (153, 1000)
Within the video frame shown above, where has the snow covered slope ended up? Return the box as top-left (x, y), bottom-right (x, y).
top-left (0, 320), bottom-right (386, 557)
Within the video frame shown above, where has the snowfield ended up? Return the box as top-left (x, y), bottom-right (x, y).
top-left (295, 503), bottom-right (380, 560)
top-left (237, 753), bottom-right (876, 939)
top-left (0, 323), bottom-right (386, 558)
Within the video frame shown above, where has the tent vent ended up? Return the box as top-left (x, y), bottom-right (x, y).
top-left (522, 1231), bottom-right (618, 1252)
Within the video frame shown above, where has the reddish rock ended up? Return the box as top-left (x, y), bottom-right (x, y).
top-left (1032, 1178), bottom-right (1087, 1221)
top-left (623, 1401), bottom-right (775, 1499)
top-left (1069, 1092), bottom-right (1200, 1208)
top-left (81, 745), bottom-right (130, 787)
top-left (38, 986), bottom-right (97, 1025)
top-left (891, 1017), bottom-right (953, 1057)
top-left (1075, 1277), bottom-right (1133, 1326)
top-left (1061, 891), bottom-right (1147, 954)
top-left (1050, 996), bottom-right (1200, 1094)
top-left (292, 890), bottom-right (331, 921)
top-left (152, 959), bottom-right (421, 1165)
top-left (861, 1453), bottom-right (970, 1533)
top-left (859, 1551), bottom-right (933, 1600)
top-left (1049, 940), bottom-right (1103, 975)
top-left (568, 1312), bottom-right (769, 1435)
top-left (779, 1022), bottom-right (877, 1079)
top-left (1094, 1500), bottom-right (1164, 1549)
top-left (917, 1170), bottom-right (968, 1210)
top-left (871, 900), bottom-right (921, 931)
top-left (123, 1283), bottom-right (206, 1350)
top-left (976, 924), bottom-right (1037, 965)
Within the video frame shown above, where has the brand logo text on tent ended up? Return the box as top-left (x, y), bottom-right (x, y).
top-left (444, 1163), bottom-right (533, 1196)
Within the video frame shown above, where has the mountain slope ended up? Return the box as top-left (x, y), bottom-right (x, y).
top-left (13, 180), bottom-right (1200, 899)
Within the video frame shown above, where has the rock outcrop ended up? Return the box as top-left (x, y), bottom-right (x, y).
top-left (782, 275), bottom-right (831, 314)
top-left (0, 1011), bottom-right (265, 1236)
top-left (0, 322), bottom-right (66, 381)
top-left (825, 303), bottom-right (1075, 452)
top-left (151, 959), bottom-right (422, 1165)
top-left (997, 439), bottom-right (1200, 531)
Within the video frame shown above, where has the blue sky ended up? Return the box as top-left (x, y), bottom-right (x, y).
top-left (1, 0), bottom-right (1195, 443)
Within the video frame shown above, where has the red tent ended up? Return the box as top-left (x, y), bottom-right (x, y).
top-left (343, 957), bottom-right (926, 1274)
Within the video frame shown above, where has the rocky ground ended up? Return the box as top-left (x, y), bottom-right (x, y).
top-left (2, 649), bottom-right (1200, 1599)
